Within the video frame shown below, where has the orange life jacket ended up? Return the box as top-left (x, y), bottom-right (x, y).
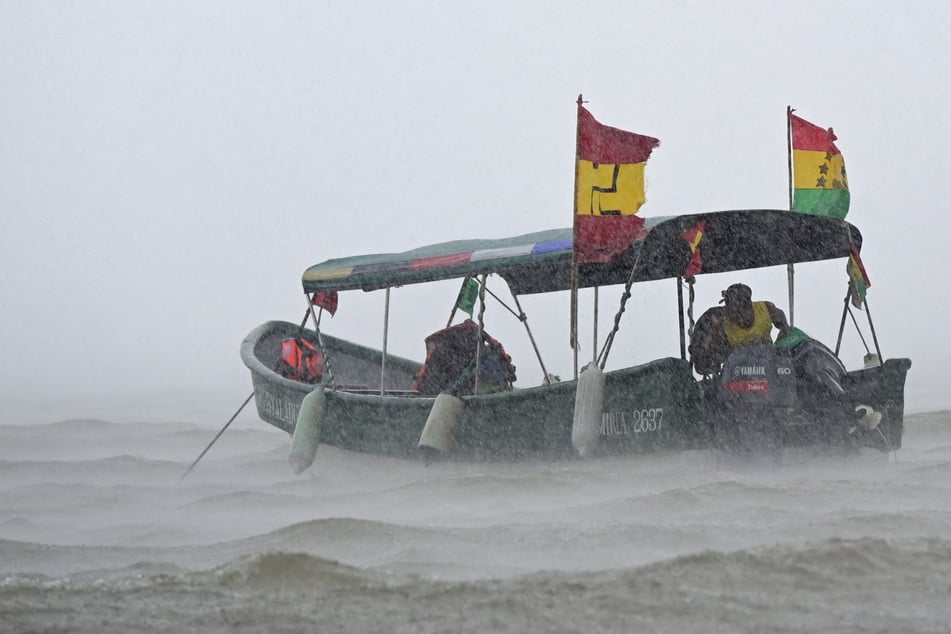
top-left (278, 337), bottom-right (325, 383)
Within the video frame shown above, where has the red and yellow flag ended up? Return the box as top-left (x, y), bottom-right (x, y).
top-left (681, 220), bottom-right (706, 278)
top-left (790, 113), bottom-right (850, 219)
top-left (574, 105), bottom-right (660, 264)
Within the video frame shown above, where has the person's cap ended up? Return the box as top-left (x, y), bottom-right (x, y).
top-left (720, 283), bottom-right (752, 304)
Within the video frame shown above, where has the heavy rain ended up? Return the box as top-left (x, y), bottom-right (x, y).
top-left (2, 2), bottom-right (949, 632)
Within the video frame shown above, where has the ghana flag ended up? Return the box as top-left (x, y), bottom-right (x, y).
top-left (574, 104), bottom-right (660, 264)
top-left (847, 244), bottom-right (870, 309)
top-left (791, 113), bottom-right (850, 219)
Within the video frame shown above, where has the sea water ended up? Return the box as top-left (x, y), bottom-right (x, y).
top-left (1, 403), bottom-right (949, 633)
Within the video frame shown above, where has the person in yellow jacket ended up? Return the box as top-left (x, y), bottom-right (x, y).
top-left (720, 283), bottom-right (789, 348)
top-left (689, 283), bottom-right (883, 432)
top-left (689, 283), bottom-right (790, 375)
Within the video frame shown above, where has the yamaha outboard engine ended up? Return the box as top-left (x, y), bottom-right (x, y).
top-left (717, 344), bottom-right (797, 408)
top-left (789, 337), bottom-right (848, 398)
top-left (783, 334), bottom-right (859, 443)
top-left (708, 344), bottom-right (797, 451)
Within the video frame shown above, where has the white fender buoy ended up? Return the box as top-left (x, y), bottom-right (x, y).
top-left (418, 392), bottom-right (464, 457)
top-left (288, 388), bottom-right (326, 474)
top-left (855, 404), bottom-right (882, 430)
top-left (572, 363), bottom-right (605, 457)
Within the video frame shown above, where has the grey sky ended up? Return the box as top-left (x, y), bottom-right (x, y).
top-left (1, 1), bottom-right (947, 416)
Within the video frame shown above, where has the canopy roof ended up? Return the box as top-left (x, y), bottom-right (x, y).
top-left (301, 209), bottom-right (862, 295)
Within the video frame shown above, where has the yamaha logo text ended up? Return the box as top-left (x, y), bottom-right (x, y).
top-left (733, 365), bottom-right (766, 376)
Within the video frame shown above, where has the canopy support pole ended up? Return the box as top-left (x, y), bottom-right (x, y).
top-left (834, 283), bottom-right (884, 367)
top-left (380, 287), bottom-right (390, 395)
top-left (506, 283), bottom-right (552, 384)
top-left (677, 277), bottom-right (686, 360)
top-left (481, 283), bottom-right (519, 320)
top-left (597, 248), bottom-right (644, 370)
top-left (863, 296), bottom-right (884, 364)
top-left (473, 274), bottom-right (487, 394)
top-left (305, 294), bottom-right (336, 388)
top-left (847, 305), bottom-right (872, 356)
top-left (786, 264), bottom-right (795, 326)
top-left (686, 276), bottom-right (696, 334)
top-left (834, 289), bottom-right (849, 356)
top-left (592, 287), bottom-right (599, 364)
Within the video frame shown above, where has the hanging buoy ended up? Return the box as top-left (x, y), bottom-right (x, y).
top-left (855, 404), bottom-right (882, 430)
top-left (418, 392), bottom-right (464, 458)
top-left (288, 387), bottom-right (326, 474)
top-left (572, 363), bottom-right (605, 457)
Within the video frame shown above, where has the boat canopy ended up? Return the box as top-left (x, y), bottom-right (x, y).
top-left (301, 209), bottom-right (862, 296)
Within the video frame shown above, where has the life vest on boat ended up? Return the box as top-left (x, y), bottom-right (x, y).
top-left (411, 320), bottom-right (516, 396)
top-left (276, 337), bottom-right (325, 383)
top-left (723, 301), bottom-right (774, 349)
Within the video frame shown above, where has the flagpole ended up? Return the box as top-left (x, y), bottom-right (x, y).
top-left (786, 105), bottom-right (796, 326)
top-left (570, 94), bottom-right (583, 379)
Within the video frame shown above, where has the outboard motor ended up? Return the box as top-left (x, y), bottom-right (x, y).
top-left (779, 330), bottom-right (858, 436)
top-left (708, 343), bottom-right (798, 452)
top-left (717, 343), bottom-right (797, 409)
top-left (789, 337), bottom-right (848, 397)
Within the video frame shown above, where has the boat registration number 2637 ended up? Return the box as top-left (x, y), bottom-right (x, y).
top-left (600, 409), bottom-right (664, 436)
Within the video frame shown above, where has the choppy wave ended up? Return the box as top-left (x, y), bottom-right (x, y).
top-left (0, 411), bottom-right (949, 632)
top-left (3, 536), bottom-right (949, 633)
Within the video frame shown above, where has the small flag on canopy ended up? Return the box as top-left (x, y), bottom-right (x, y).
top-left (574, 103), bottom-right (660, 264)
top-left (847, 244), bottom-right (870, 309)
top-left (681, 220), bottom-right (706, 279)
top-left (790, 112), bottom-right (850, 219)
top-left (313, 290), bottom-right (338, 316)
top-left (456, 278), bottom-right (479, 316)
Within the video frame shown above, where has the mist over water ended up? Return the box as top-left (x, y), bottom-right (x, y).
top-left (2, 407), bottom-right (950, 633)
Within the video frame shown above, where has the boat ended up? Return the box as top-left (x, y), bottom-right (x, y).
top-left (240, 209), bottom-right (911, 470)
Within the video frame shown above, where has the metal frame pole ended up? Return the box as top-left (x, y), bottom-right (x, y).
top-left (834, 290), bottom-right (849, 357)
top-left (507, 286), bottom-right (551, 384)
top-left (592, 287), bottom-right (599, 364)
top-left (306, 294), bottom-right (335, 387)
top-left (677, 277), bottom-right (686, 360)
top-left (473, 274), bottom-right (487, 394)
top-left (380, 287), bottom-right (390, 395)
